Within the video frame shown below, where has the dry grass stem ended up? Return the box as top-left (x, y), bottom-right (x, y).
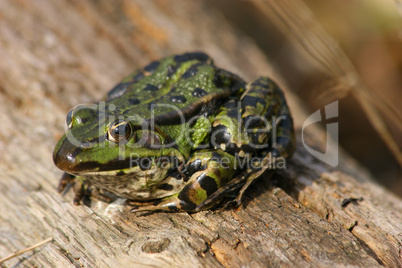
top-left (0, 237), bottom-right (53, 264)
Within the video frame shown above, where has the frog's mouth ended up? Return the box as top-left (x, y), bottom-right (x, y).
top-left (53, 136), bottom-right (183, 175)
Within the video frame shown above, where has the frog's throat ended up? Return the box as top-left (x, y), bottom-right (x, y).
top-left (79, 165), bottom-right (173, 200)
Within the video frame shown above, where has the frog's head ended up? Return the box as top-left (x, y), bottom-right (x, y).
top-left (53, 104), bottom-right (184, 177)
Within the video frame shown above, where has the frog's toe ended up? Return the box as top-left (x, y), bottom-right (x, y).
top-left (57, 172), bottom-right (75, 193)
top-left (129, 199), bottom-right (182, 213)
top-left (235, 179), bottom-right (254, 206)
top-left (90, 187), bottom-right (113, 203)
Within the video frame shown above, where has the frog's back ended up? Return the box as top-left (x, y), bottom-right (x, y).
top-left (106, 52), bottom-right (245, 123)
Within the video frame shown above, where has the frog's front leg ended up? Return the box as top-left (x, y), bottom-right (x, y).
top-left (58, 172), bottom-right (84, 205)
top-left (58, 172), bottom-right (112, 205)
top-left (209, 77), bottom-right (295, 207)
top-left (131, 150), bottom-right (238, 213)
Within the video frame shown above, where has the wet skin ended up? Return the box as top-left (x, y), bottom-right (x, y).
top-left (53, 52), bottom-right (295, 212)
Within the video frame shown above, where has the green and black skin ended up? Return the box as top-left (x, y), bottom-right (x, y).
top-left (53, 52), bottom-right (295, 212)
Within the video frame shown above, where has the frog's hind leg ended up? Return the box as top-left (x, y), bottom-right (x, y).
top-left (130, 150), bottom-right (238, 213)
top-left (241, 77), bottom-right (295, 156)
top-left (235, 77), bottom-right (296, 205)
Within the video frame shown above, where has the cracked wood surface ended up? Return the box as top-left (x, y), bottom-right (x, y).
top-left (0, 1), bottom-right (401, 267)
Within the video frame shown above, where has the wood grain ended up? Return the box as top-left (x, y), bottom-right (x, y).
top-left (0, 1), bottom-right (400, 267)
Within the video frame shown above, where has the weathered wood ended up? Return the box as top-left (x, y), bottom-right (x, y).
top-left (0, 1), bottom-right (400, 267)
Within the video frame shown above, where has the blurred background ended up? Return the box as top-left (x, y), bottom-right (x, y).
top-left (206, 0), bottom-right (402, 196)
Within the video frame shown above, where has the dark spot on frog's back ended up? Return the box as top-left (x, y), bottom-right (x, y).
top-left (241, 95), bottom-right (266, 107)
top-left (173, 52), bottom-right (211, 64)
top-left (143, 60), bottom-right (160, 72)
top-left (107, 82), bottom-right (130, 100)
top-left (143, 84), bottom-right (159, 91)
top-left (192, 87), bottom-right (208, 97)
top-left (166, 65), bottom-right (177, 78)
top-left (129, 97), bottom-right (140, 105)
top-left (181, 63), bottom-right (201, 79)
top-left (170, 95), bottom-right (187, 103)
top-left (213, 72), bottom-right (224, 89)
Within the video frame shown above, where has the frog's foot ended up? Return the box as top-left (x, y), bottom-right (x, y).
top-left (125, 199), bottom-right (157, 207)
top-left (57, 172), bottom-right (86, 205)
top-left (194, 155), bottom-right (273, 211)
top-left (57, 172), bottom-right (75, 194)
top-left (195, 171), bottom-right (249, 211)
top-left (234, 151), bottom-right (279, 206)
top-left (234, 171), bottom-right (274, 207)
top-left (90, 187), bottom-right (113, 204)
top-left (58, 172), bottom-right (112, 205)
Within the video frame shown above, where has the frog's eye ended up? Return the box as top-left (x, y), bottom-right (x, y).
top-left (66, 104), bottom-right (97, 129)
top-left (66, 109), bottom-right (74, 128)
top-left (108, 120), bottom-right (133, 143)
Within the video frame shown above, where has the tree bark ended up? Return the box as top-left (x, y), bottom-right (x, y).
top-left (0, 1), bottom-right (400, 267)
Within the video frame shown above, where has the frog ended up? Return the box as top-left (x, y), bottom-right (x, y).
top-left (53, 52), bottom-right (295, 213)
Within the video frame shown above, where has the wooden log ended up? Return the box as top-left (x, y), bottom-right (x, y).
top-left (0, 1), bottom-right (400, 267)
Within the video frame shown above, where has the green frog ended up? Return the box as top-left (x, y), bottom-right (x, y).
top-left (53, 52), bottom-right (295, 212)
